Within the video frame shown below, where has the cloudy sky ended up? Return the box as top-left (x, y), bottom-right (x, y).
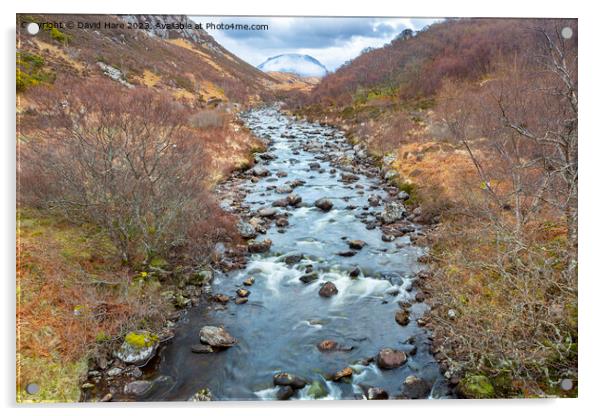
top-left (189, 16), bottom-right (439, 71)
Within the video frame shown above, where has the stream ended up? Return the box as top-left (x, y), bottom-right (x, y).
top-left (140, 107), bottom-right (450, 401)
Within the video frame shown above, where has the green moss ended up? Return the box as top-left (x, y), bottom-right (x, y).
top-left (124, 331), bottom-right (159, 349)
top-left (16, 52), bottom-right (55, 92)
top-left (459, 374), bottom-right (495, 399)
top-left (149, 256), bottom-right (168, 269)
top-left (307, 380), bottom-right (327, 399)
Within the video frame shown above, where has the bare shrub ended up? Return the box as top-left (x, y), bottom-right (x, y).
top-left (189, 109), bottom-right (227, 129)
top-left (20, 79), bottom-right (226, 265)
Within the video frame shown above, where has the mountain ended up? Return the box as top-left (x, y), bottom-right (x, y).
top-left (17, 14), bottom-right (278, 104)
top-left (258, 54), bottom-right (328, 78)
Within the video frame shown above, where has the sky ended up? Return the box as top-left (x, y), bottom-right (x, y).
top-left (189, 16), bottom-right (439, 71)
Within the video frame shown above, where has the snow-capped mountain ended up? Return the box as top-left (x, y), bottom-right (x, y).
top-left (258, 54), bottom-right (328, 77)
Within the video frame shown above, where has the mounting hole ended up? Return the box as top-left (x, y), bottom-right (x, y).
top-left (26, 22), bottom-right (40, 35)
top-left (560, 378), bottom-right (573, 390)
top-left (25, 383), bottom-right (40, 395)
top-left (561, 27), bottom-right (573, 39)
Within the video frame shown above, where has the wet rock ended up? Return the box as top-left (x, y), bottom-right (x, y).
top-left (258, 152), bottom-right (276, 161)
top-left (415, 291), bottom-right (426, 302)
top-left (309, 162), bottom-right (321, 170)
top-left (191, 344), bottom-right (214, 354)
top-left (276, 170), bottom-right (288, 177)
top-left (337, 250), bottom-right (356, 257)
top-left (272, 198), bottom-right (289, 207)
top-left (395, 309), bottom-right (410, 326)
top-left (123, 380), bottom-right (153, 397)
top-left (276, 385), bottom-right (295, 400)
top-left (275, 217), bottom-right (289, 227)
top-left (289, 179), bottom-right (305, 188)
top-left (368, 195), bottom-right (381, 207)
top-left (284, 253), bottom-right (304, 264)
top-left (248, 239), bottom-right (272, 253)
top-left (314, 198), bottom-right (333, 212)
top-left (348, 240), bottom-right (366, 250)
top-left (341, 172), bottom-right (359, 182)
top-left (286, 193), bottom-right (302, 206)
top-left (243, 277), bottom-right (255, 286)
top-left (273, 373), bottom-right (308, 389)
top-left (235, 297), bottom-right (248, 305)
top-left (237, 220), bottom-right (257, 239)
top-left (276, 185), bottom-right (293, 194)
top-left (236, 288), bottom-right (250, 298)
top-left (317, 339), bottom-right (338, 351)
top-left (258, 207), bottom-right (277, 217)
top-left (376, 348), bottom-right (407, 369)
top-left (333, 367), bottom-right (353, 381)
top-left (367, 387), bottom-right (389, 400)
top-left (212, 294), bottom-right (230, 304)
top-left (299, 272), bottom-right (319, 283)
top-left (402, 375), bottom-right (432, 399)
top-left (380, 201), bottom-right (407, 224)
top-left (307, 380), bottom-right (327, 399)
top-left (106, 367), bottom-right (123, 377)
top-left (251, 166), bottom-right (270, 177)
top-left (188, 388), bottom-right (213, 401)
top-left (319, 281), bottom-right (338, 297)
top-left (198, 326), bottom-right (237, 348)
top-left (382, 234), bottom-right (396, 242)
top-left (349, 266), bottom-right (361, 278)
top-left (115, 331), bottom-right (159, 367)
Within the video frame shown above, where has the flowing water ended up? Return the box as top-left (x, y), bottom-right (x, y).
top-left (141, 107), bottom-right (450, 401)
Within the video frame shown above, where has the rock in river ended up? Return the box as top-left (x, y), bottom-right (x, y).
top-left (376, 348), bottom-right (407, 369)
top-left (236, 288), bottom-right (250, 298)
top-left (314, 198), bottom-right (333, 212)
top-left (198, 326), bottom-right (237, 348)
top-left (188, 388), bottom-right (213, 401)
top-left (251, 166), bottom-right (270, 177)
top-left (237, 220), bottom-right (257, 239)
top-left (276, 385), bottom-right (295, 400)
top-left (115, 331), bottom-right (160, 367)
top-left (395, 309), bottom-right (410, 326)
top-left (123, 380), bottom-right (153, 397)
top-left (286, 193), bottom-right (302, 206)
top-left (367, 387), bottom-right (389, 400)
top-left (248, 239), bottom-right (272, 253)
top-left (348, 239), bottom-right (366, 250)
top-left (243, 277), bottom-right (255, 286)
top-left (299, 271), bottom-right (319, 284)
top-left (319, 281), bottom-right (338, 297)
top-left (273, 372), bottom-right (308, 389)
top-left (258, 207), bottom-right (277, 217)
top-left (380, 201), bottom-right (406, 224)
top-left (402, 375), bottom-right (432, 399)
top-left (333, 367), bottom-right (353, 381)
top-left (191, 344), bottom-right (214, 354)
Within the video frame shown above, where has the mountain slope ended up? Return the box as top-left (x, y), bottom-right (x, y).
top-left (307, 18), bottom-right (571, 105)
top-left (258, 53), bottom-right (328, 77)
top-left (17, 14), bottom-right (276, 104)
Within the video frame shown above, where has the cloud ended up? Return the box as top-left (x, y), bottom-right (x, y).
top-left (190, 16), bottom-right (439, 71)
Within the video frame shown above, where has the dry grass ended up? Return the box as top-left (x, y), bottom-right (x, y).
top-left (16, 208), bottom-right (169, 402)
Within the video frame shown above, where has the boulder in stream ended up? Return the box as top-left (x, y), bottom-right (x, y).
top-left (380, 201), bottom-right (407, 224)
top-left (248, 239), bottom-right (272, 253)
top-left (123, 380), bottom-right (153, 397)
top-left (402, 375), bottom-right (432, 399)
top-left (273, 372), bottom-right (308, 389)
top-left (376, 348), bottom-right (407, 369)
top-left (314, 198), bottom-right (333, 212)
top-left (348, 239), bottom-right (366, 250)
top-left (198, 326), bottom-right (237, 348)
top-left (367, 387), bottom-right (389, 400)
top-left (319, 281), bottom-right (338, 297)
top-left (114, 331), bottom-right (160, 367)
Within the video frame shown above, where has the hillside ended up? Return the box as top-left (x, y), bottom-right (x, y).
top-left (307, 18), bottom-right (571, 106)
top-left (17, 14), bottom-right (280, 104)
